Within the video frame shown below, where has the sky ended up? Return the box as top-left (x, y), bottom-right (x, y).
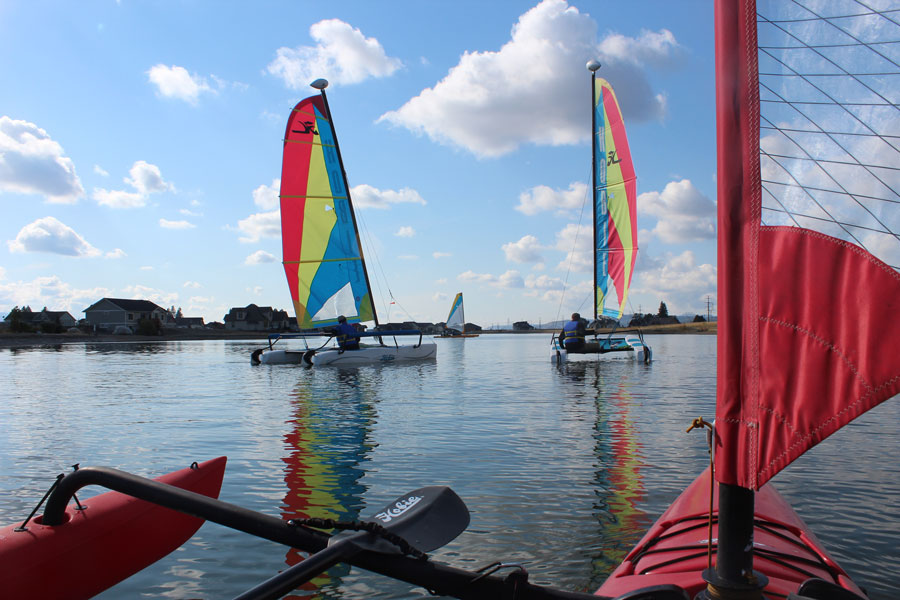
top-left (0, 0), bottom-right (718, 327)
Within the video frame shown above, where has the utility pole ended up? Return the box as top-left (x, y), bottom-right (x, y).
top-left (706, 296), bottom-right (712, 322)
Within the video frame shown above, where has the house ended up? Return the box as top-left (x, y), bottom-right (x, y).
top-left (174, 317), bottom-right (205, 329)
top-left (512, 321), bottom-right (534, 331)
top-left (3, 307), bottom-right (77, 332)
top-left (223, 304), bottom-right (291, 331)
top-left (83, 298), bottom-right (170, 333)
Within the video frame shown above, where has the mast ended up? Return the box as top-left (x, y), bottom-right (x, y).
top-left (588, 60), bottom-right (600, 322)
top-left (310, 78), bottom-right (380, 327)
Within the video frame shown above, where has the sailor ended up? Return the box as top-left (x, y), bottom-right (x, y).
top-left (561, 312), bottom-right (586, 351)
top-left (334, 315), bottom-right (360, 350)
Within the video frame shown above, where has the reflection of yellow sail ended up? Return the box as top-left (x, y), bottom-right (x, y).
top-left (280, 374), bottom-right (375, 595)
top-left (589, 370), bottom-right (648, 579)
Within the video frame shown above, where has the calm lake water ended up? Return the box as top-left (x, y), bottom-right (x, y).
top-left (1, 334), bottom-right (896, 599)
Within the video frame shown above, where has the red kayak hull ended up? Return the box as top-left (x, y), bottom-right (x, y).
top-left (0, 456), bottom-right (227, 600)
top-left (596, 468), bottom-right (866, 598)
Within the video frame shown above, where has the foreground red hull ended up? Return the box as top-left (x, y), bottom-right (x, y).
top-left (0, 456), bottom-right (227, 600)
top-left (596, 468), bottom-right (866, 598)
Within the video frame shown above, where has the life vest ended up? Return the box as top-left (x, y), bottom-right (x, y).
top-left (562, 320), bottom-right (584, 342)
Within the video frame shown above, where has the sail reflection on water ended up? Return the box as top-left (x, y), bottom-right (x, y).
top-left (279, 371), bottom-right (377, 596)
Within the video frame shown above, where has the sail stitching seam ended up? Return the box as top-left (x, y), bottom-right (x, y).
top-left (755, 315), bottom-right (900, 482)
top-left (761, 226), bottom-right (900, 282)
top-left (747, 0), bottom-right (762, 485)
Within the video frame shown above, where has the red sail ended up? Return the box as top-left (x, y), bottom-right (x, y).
top-left (715, 0), bottom-right (900, 490)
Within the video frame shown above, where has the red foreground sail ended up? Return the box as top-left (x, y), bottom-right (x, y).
top-left (715, 0), bottom-right (900, 491)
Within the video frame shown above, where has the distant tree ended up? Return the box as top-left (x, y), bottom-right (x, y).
top-left (137, 318), bottom-right (162, 336)
top-left (657, 302), bottom-right (669, 318)
top-left (693, 314), bottom-right (706, 323)
top-left (6, 307), bottom-right (34, 333)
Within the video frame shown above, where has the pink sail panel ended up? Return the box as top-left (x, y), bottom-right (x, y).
top-left (715, 0), bottom-right (900, 490)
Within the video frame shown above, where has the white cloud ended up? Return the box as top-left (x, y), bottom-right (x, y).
top-left (140, 266), bottom-right (154, 271)
top-left (120, 285), bottom-right (178, 307)
top-left (435, 278), bottom-right (448, 284)
top-left (245, 250), bottom-right (276, 265)
top-left (180, 208), bottom-right (202, 217)
top-left (93, 160), bottom-right (172, 208)
top-left (502, 234), bottom-right (544, 263)
top-left (147, 64), bottom-right (216, 104)
top-left (525, 273), bottom-right (564, 290)
top-left (516, 182), bottom-right (589, 216)
top-left (350, 184), bottom-right (426, 209)
top-left (183, 281), bottom-right (202, 288)
top-left (127, 161), bottom-right (172, 195)
top-left (0, 116), bottom-right (84, 203)
top-left (253, 179), bottom-right (280, 210)
top-left (7, 216), bottom-right (101, 257)
top-left (93, 165), bottom-right (109, 177)
top-left (633, 250), bottom-right (716, 314)
top-left (395, 226), bottom-right (415, 237)
top-left (235, 210), bottom-right (280, 243)
top-left (458, 269), bottom-right (524, 288)
top-left (554, 223), bottom-right (593, 272)
top-left (433, 252), bottom-right (451, 259)
top-left (105, 248), bottom-right (126, 259)
top-left (639, 179), bottom-right (716, 243)
top-left (0, 275), bottom-right (110, 316)
top-left (159, 219), bottom-right (195, 229)
top-left (432, 292), bottom-right (449, 303)
top-left (267, 19), bottom-right (402, 88)
top-left (379, 0), bottom-right (677, 157)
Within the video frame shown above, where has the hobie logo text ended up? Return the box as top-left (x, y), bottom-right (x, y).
top-left (292, 121), bottom-right (318, 135)
top-left (374, 495), bottom-right (423, 523)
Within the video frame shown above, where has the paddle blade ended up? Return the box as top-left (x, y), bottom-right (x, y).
top-left (343, 486), bottom-right (469, 554)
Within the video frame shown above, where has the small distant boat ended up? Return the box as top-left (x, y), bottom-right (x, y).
top-left (0, 457), bottom-right (226, 600)
top-left (437, 293), bottom-right (479, 338)
top-left (551, 65), bottom-right (649, 363)
top-left (252, 78), bottom-right (435, 366)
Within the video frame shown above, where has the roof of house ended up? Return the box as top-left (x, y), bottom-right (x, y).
top-left (84, 298), bottom-right (166, 313)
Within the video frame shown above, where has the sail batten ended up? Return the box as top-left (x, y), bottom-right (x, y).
top-left (280, 94), bottom-right (375, 329)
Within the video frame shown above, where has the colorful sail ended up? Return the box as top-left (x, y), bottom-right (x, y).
top-left (445, 293), bottom-right (465, 331)
top-left (593, 78), bottom-right (638, 321)
top-left (280, 95), bottom-right (375, 329)
top-left (715, 0), bottom-right (900, 490)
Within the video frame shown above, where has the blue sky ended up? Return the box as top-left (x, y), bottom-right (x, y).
top-left (0, 0), bottom-right (718, 326)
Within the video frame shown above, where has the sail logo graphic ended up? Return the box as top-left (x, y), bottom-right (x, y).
top-left (374, 495), bottom-right (423, 523)
top-left (292, 121), bottom-right (318, 135)
top-left (607, 150), bottom-right (621, 166)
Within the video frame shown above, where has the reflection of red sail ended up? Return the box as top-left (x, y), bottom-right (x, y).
top-left (279, 381), bottom-right (374, 596)
top-left (592, 371), bottom-right (648, 576)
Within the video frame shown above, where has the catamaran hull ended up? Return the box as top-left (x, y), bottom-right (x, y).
top-left (595, 467), bottom-right (866, 599)
top-left (550, 333), bottom-right (650, 364)
top-left (0, 457), bottom-right (227, 600)
top-left (312, 341), bottom-right (437, 366)
top-left (254, 348), bottom-right (309, 365)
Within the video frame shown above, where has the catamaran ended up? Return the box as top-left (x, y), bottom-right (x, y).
top-left (251, 79), bottom-right (436, 366)
top-left (5, 2), bottom-right (896, 597)
top-left (550, 64), bottom-right (650, 364)
top-left (437, 293), bottom-right (479, 337)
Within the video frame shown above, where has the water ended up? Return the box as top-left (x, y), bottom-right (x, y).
top-left (0, 335), bottom-right (896, 599)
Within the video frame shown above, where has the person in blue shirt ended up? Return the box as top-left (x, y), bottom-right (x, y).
top-left (334, 315), bottom-right (360, 350)
top-left (560, 312), bottom-right (587, 352)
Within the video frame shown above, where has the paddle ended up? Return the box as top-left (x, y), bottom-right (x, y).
top-left (233, 486), bottom-right (469, 600)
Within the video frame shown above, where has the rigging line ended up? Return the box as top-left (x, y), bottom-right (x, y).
top-left (354, 206), bottom-right (391, 319)
top-left (759, 145), bottom-right (868, 249)
top-left (761, 151), bottom-right (900, 173)
top-left (760, 70), bottom-right (900, 76)
top-left (760, 112), bottom-right (900, 235)
top-left (765, 2), bottom-right (900, 74)
top-left (761, 204), bottom-right (900, 239)
top-left (760, 125), bottom-right (900, 141)
top-left (761, 178), bottom-right (900, 206)
top-left (856, 0), bottom-right (900, 29)
top-left (759, 6), bottom-right (900, 24)
top-left (760, 185), bottom-right (805, 230)
top-left (759, 43), bottom-right (900, 51)
top-left (758, 84), bottom-right (900, 231)
top-left (760, 145), bottom-right (868, 248)
top-left (555, 166), bottom-right (592, 325)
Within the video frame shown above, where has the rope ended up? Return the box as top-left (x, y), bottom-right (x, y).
top-left (555, 163), bottom-right (593, 325)
top-left (686, 417), bottom-right (715, 571)
top-left (287, 517), bottom-right (428, 560)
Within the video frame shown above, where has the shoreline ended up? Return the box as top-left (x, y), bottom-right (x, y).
top-left (0, 321), bottom-right (716, 349)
